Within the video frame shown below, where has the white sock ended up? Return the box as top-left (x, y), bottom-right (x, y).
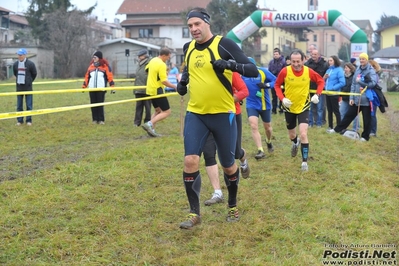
top-left (214, 190), bottom-right (222, 197)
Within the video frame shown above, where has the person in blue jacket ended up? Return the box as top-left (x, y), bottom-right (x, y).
top-left (242, 57), bottom-right (277, 160)
top-left (324, 55), bottom-right (345, 129)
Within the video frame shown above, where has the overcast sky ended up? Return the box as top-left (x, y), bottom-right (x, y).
top-left (1, 0), bottom-right (398, 29)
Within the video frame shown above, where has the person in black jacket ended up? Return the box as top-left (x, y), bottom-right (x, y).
top-left (305, 49), bottom-right (328, 127)
top-left (339, 62), bottom-right (356, 122)
top-left (13, 48), bottom-right (37, 126)
top-left (133, 49), bottom-right (151, 127)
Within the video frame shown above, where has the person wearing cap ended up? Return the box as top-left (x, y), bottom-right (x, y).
top-left (82, 50), bottom-right (115, 125)
top-left (176, 7), bottom-right (258, 229)
top-left (13, 48), bottom-right (37, 126)
top-left (141, 47), bottom-right (176, 137)
top-left (133, 49), bottom-right (151, 127)
top-left (350, 58), bottom-right (357, 67)
top-left (327, 52), bottom-right (377, 141)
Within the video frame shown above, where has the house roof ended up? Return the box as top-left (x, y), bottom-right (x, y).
top-left (371, 47), bottom-right (399, 59)
top-left (121, 18), bottom-right (184, 27)
top-left (9, 14), bottom-right (29, 26)
top-left (116, 0), bottom-right (211, 15)
top-left (0, 6), bottom-right (12, 14)
top-left (97, 37), bottom-right (161, 50)
top-left (352, 20), bottom-right (373, 31)
top-left (375, 22), bottom-right (399, 33)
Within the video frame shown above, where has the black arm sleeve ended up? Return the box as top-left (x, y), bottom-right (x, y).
top-left (218, 37), bottom-right (258, 77)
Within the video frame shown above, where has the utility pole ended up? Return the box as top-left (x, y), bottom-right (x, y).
top-left (125, 49), bottom-right (130, 78)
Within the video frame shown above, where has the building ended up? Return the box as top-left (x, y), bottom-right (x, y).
top-left (116, 0), bottom-right (211, 66)
top-left (375, 22), bottom-right (399, 48)
top-left (97, 38), bottom-right (161, 77)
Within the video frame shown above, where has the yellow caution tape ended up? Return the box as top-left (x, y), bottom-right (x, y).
top-left (0, 92), bottom-right (179, 120)
top-left (0, 86), bottom-right (147, 96)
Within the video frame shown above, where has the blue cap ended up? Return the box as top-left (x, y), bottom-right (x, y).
top-left (17, 48), bottom-right (27, 55)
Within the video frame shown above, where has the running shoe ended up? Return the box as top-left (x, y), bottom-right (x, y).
top-left (254, 150), bottom-right (265, 160)
top-left (226, 207), bottom-right (239, 222)
top-left (266, 142), bottom-right (274, 153)
top-left (291, 139), bottom-right (301, 157)
top-left (204, 193), bottom-right (224, 206)
top-left (301, 162), bottom-right (308, 171)
top-left (179, 213), bottom-right (201, 229)
top-left (142, 122), bottom-right (160, 137)
top-left (240, 159), bottom-right (250, 179)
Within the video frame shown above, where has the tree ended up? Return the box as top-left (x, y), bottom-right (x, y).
top-left (338, 43), bottom-right (350, 62)
top-left (180, 0), bottom-right (263, 58)
top-left (25, 0), bottom-right (98, 78)
top-left (373, 13), bottom-right (399, 51)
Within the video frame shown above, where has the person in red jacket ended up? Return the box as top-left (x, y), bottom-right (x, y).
top-left (274, 50), bottom-right (324, 171)
top-left (202, 72), bottom-right (250, 206)
top-left (82, 51), bottom-right (115, 125)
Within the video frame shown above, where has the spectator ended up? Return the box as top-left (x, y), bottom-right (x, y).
top-left (169, 63), bottom-right (179, 75)
top-left (274, 49), bottom-right (325, 171)
top-left (133, 49), bottom-right (152, 127)
top-left (242, 57), bottom-right (277, 160)
top-left (13, 48), bottom-right (37, 126)
top-left (324, 55), bottom-right (345, 129)
top-left (327, 53), bottom-right (377, 141)
top-left (368, 59), bottom-right (382, 137)
top-left (176, 7), bottom-right (258, 229)
top-left (339, 62), bottom-right (356, 122)
top-left (141, 48), bottom-right (177, 137)
top-left (268, 48), bottom-right (286, 114)
top-left (82, 51), bottom-right (114, 125)
top-left (350, 58), bottom-right (357, 68)
top-left (305, 49), bottom-right (328, 127)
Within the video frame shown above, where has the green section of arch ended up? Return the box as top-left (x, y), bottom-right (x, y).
top-left (327, 9), bottom-right (342, 25)
top-left (350, 30), bottom-right (368, 43)
top-left (226, 31), bottom-right (241, 44)
top-left (250, 10), bottom-right (263, 28)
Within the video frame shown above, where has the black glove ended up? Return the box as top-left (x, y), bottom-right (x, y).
top-left (111, 90), bottom-right (116, 94)
top-left (211, 59), bottom-right (237, 73)
top-left (177, 82), bottom-right (187, 96)
top-left (257, 82), bottom-right (270, 89)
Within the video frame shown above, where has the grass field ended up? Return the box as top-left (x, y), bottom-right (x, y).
top-left (0, 79), bottom-right (398, 265)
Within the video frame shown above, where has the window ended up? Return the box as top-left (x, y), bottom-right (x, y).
top-left (182, 27), bottom-right (190, 38)
top-left (331, 35), bottom-right (335, 42)
top-left (395, 35), bottom-right (399, 46)
top-left (313, 34), bottom-right (317, 42)
top-left (139, 28), bottom-right (153, 38)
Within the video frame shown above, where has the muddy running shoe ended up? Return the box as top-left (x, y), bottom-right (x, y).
top-left (266, 142), bottom-right (274, 153)
top-left (254, 150), bottom-right (265, 160)
top-left (291, 139), bottom-right (301, 157)
top-left (301, 162), bottom-right (308, 171)
top-left (142, 122), bottom-right (160, 137)
top-left (204, 193), bottom-right (224, 206)
top-left (226, 207), bottom-right (239, 222)
top-left (179, 213), bottom-right (201, 229)
top-left (240, 159), bottom-right (250, 179)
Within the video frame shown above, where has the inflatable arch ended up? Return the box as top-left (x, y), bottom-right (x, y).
top-left (226, 10), bottom-right (368, 58)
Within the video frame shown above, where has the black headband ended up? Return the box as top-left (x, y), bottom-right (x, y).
top-left (187, 11), bottom-right (211, 25)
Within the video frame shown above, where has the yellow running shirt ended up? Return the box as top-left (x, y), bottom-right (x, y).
top-left (185, 36), bottom-right (235, 114)
top-left (284, 66), bottom-right (311, 114)
top-left (145, 57), bottom-right (168, 96)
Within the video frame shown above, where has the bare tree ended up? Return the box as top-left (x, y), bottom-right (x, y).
top-left (44, 10), bottom-right (98, 78)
